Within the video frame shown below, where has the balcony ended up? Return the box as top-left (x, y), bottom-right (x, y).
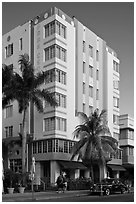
top-left (122, 155), bottom-right (134, 165)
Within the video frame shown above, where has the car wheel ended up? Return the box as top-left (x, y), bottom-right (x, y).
top-left (105, 188), bottom-right (110, 196)
top-left (121, 188), bottom-right (125, 194)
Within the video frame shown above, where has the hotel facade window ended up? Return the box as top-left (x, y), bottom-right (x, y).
top-left (89, 105), bottom-right (93, 114)
top-left (83, 82), bottom-right (85, 94)
top-left (44, 20), bottom-right (66, 39)
top-left (113, 114), bottom-right (119, 125)
top-left (113, 97), bottom-right (119, 108)
top-left (83, 103), bottom-right (85, 113)
top-left (5, 126), bottom-right (13, 138)
top-left (55, 92), bottom-right (66, 108)
top-left (43, 117), bottom-right (66, 132)
top-left (96, 89), bottom-right (99, 100)
top-left (113, 60), bottom-right (119, 73)
top-left (83, 41), bottom-right (85, 52)
top-left (89, 45), bottom-right (93, 57)
top-left (96, 69), bottom-right (99, 80)
top-left (89, 85), bottom-right (93, 97)
top-left (44, 68), bottom-right (66, 85)
top-left (89, 65), bottom-right (93, 77)
top-left (113, 80), bottom-right (119, 90)
top-left (44, 44), bottom-right (66, 62)
top-left (5, 43), bottom-right (13, 58)
top-left (4, 105), bottom-right (13, 118)
top-left (83, 61), bottom-right (85, 73)
top-left (19, 38), bottom-right (23, 51)
top-left (96, 50), bottom-right (99, 61)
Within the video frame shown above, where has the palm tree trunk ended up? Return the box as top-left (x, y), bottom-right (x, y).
top-left (90, 165), bottom-right (94, 182)
top-left (22, 109), bottom-right (27, 175)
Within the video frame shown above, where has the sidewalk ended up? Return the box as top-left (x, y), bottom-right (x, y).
top-left (2, 187), bottom-right (134, 202)
top-left (2, 189), bottom-right (90, 202)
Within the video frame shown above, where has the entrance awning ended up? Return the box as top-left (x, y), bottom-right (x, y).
top-left (59, 161), bottom-right (87, 170)
top-left (107, 165), bottom-right (126, 171)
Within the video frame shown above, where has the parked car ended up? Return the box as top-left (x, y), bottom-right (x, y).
top-left (90, 178), bottom-right (128, 196)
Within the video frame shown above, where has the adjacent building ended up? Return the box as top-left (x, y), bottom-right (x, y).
top-left (2, 7), bottom-right (123, 185)
top-left (119, 114), bottom-right (134, 185)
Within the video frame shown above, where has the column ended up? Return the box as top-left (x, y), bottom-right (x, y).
top-left (99, 164), bottom-right (107, 181)
top-left (84, 169), bottom-right (90, 178)
top-left (35, 162), bottom-right (41, 185)
top-left (75, 169), bottom-right (80, 179)
top-left (50, 161), bottom-right (60, 186)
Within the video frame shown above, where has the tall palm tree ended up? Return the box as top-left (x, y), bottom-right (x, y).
top-left (71, 109), bottom-right (119, 181)
top-left (2, 54), bottom-right (58, 175)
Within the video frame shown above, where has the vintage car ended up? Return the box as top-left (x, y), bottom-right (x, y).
top-left (90, 178), bottom-right (128, 196)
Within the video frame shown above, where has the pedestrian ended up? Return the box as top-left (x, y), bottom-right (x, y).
top-left (56, 173), bottom-right (64, 193)
top-left (62, 172), bottom-right (67, 192)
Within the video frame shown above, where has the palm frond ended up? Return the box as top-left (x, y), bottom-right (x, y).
top-left (31, 94), bottom-right (44, 113)
top-left (73, 125), bottom-right (90, 139)
top-left (71, 136), bottom-right (88, 160)
top-left (34, 89), bottom-right (58, 107)
top-left (77, 112), bottom-right (89, 123)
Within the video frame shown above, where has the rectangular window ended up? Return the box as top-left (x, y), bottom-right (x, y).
top-left (113, 97), bottom-right (119, 108)
top-left (38, 141), bottom-right (42, 153)
top-left (83, 41), bottom-right (85, 52)
top-left (129, 147), bottom-right (134, 155)
top-left (96, 50), bottom-right (99, 61)
top-left (89, 65), bottom-right (93, 77)
top-left (48, 140), bottom-right (52, 152)
top-left (4, 126), bottom-right (13, 137)
top-left (64, 141), bottom-right (68, 153)
top-left (89, 45), bottom-right (93, 57)
top-left (55, 92), bottom-right (66, 108)
top-left (4, 105), bottom-right (13, 118)
top-left (113, 60), bottom-right (119, 73)
top-left (89, 86), bottom-right (93, 97)
top-left (33, 142), bottom-right (37, 154)
top-left (96, 70), bottom-right (99, 80)
top-left (5, 43), bottom-right (13, 58)
top-left (83, 62), bottom-right (85, 73)
top-left (113, 114), bottom-right (119, 125)
top-left (19, 38), bottom-right (23, 51)
top-left (96, 89), bottom-right (99, 100)
top-left (89, 105), bottom-right (93, 114)
top-left (56, 139), bottom-right (59, 152)
top-left (44, 20), bottom-right (66, 39)
top-left (83, 82), bottom-right (85, 94)
top-left (44, 117), bottom-right (66, 132)
top-left (44, 45), bottom-right (66, 62)
top-left (83, 103), bottom-right (85, 113)
top-left (59, 140), bottom-right (63, 152)
top-left (43, 140), bottom-right (47, 153)
top-left (113, 80), bottom-right (119, 90)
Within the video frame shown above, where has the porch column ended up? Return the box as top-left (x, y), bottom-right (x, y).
top-left (35, 162), bottom-right (41, 185)
top-left (50, 161), bottom-right (60, 185)
top-left (114, 171), bottom-right (119, 179)
top-left (75, 169), bottom-right (80, 179)
top-left (84, 169), bottom-right (90, 178)
top-left (100, 164), bottom-right (107, 181)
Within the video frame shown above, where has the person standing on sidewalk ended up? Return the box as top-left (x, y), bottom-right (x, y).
top-left (62, 172), bottom-right (67, 192)
top-left (56, 172), bottom-right (64, 193)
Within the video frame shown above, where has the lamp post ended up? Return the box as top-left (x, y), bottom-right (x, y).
top-left (30, 156), bottom-right (35, 200)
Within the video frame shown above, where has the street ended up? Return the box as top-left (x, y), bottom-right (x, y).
top-left (39, 193), bottom-right (134, 202)
top-left (2, 189), bottom-right (134, 202)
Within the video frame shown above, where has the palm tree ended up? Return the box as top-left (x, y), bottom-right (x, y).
top-left (2, 54), bottom-right (58, 175)
top-left (71, 109), bottom-right (119, 182)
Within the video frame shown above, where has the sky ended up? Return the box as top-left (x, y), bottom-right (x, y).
top-left (2, 1), bottom-right (134, 117)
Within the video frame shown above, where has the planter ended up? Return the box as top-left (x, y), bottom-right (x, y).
top-left (7, 187), bottom-right (14, 194)
top-left (18, 187), bottom-right (25, 194)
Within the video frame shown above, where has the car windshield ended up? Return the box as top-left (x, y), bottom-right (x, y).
top-left (101, 179), bottom-right (116, 184)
